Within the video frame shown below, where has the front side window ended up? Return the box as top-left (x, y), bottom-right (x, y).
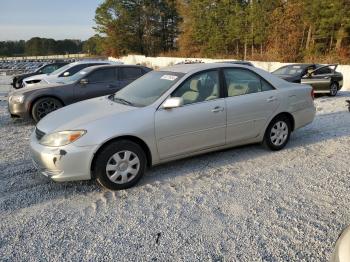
top-left (172, 70), bottom-right (219, 105)
top-left (87, 68), bottom-right (115, 83)
top-left (273, 65), bottom-right (304, 75)
top-left (224, 68), bottom-right (264, 97)
top-left (41, 65), bottom-right (57, 74)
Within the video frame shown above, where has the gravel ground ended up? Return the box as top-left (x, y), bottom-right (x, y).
top-left (0, 75), bottom-right (350, 261)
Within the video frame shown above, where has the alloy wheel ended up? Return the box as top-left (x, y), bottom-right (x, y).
top-left (330, 83), bottom-right (338, 96)
top-left (36, 99), bottom-right (61, 119)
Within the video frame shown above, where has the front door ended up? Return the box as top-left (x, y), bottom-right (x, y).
top-left (301, 66), bottom-right (332, 92)
top-left (74, 67), bottom-right (119, 101)
top-left (155, 70), bottom-right (226, 160)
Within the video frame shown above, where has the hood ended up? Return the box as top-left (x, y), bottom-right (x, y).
top-left (36, 96), bottom-right (135, 134)
top-left (9, 82), bottom-right (64, 96)
top-left (15, 72), bottom-right (36, 79)
top-left (24, 73), bottom-right (47, 82)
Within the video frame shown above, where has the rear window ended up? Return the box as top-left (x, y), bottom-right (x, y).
top-left (120, 67), bottom-right (143, 80)
top-left (88, 68), bottom-right (115, 82)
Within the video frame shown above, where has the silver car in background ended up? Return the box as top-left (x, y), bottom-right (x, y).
top-left (22, 60), bottom-right (122, 88)
top-left (30, 63), bottom-right (316, 190)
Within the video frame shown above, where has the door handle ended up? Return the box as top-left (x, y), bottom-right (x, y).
top-left (212, 106), bottom-right (224, 113)
top-left (267, 96), bottom-right (277, 102)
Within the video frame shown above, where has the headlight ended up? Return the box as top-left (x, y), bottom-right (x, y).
top-left (40, 130), bottom-right (86, 147)
top-left (10, 95), bottom-right (24, 104)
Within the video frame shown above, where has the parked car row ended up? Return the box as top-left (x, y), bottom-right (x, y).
top-left (6, 62), bottom-right (315, 190)
top-left (9, 61), bottom-right (150, 122)
top-left (0, 59), bottom-right (77, 72)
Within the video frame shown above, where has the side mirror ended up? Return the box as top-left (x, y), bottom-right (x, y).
top-left (63, 72), bottom-right (70, 77)
top-left (162, 97), bottom-right (183, 109)
top-left (80, 78), bottom-right (89, 86)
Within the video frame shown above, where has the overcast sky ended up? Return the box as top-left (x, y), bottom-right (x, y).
top-left (0, 0), bottom-right (102, 41)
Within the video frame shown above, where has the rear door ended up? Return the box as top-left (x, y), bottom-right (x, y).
top-left (73, 67), bottom-right (117, 101)
top-left (223, 68), bottom-right (280, 144)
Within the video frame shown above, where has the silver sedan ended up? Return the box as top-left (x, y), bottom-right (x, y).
top-left (30, 63), bottom-right (316, 190)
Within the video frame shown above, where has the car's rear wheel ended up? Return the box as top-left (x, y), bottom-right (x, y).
top-left (329, 82), bottom-right (338, 97)
top-left (93, 140), bottom-right (146, 190)
top-left (31, 97), bottom-right (63, 122)
top-left (263, 116), bottom-right (291, 151)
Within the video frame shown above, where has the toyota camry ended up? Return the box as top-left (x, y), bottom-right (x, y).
top-left (30, 63), bottom-right (316, 190)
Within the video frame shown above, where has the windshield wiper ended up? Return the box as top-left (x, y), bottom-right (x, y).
top-left (112, 96), bottom-right (133, 106)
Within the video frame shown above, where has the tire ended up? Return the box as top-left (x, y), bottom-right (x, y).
top-left (14, 80), bottom-right (22, 89)
top-left (329, 82), bottom-right (338, 97)
top-left (263, 115), bottom-right (292, 151)
top-left (31, 97), bottom-right (63, 122)
top-left (93, 140), bottom-right (146, 190)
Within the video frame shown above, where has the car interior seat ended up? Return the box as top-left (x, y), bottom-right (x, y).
top-left (182, 79), bottom-right (200, 104)
top-left (246, 81), bottom-right (260, 94)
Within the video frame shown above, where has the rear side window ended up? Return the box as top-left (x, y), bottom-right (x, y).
top-left (261, 78), bottom-right (275, 91)
top-left (87, 68), bottom-right (115, 83)
top-left (224, 68), bottom-right (262, 96)
top-left (63, 63), bottom-right (107, 76)
top-left (120, 67), bottom-right (143, 80)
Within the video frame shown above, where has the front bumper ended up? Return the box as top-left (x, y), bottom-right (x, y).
top-left (30, 131), bottom-right (98, 182)
top-left (8, 99), bottom-right (30, 118)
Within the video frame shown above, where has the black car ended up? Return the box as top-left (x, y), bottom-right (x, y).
top-left (272, 64), bottom-right (343, 96)
top-left (12, 62), bottom-right (68, 89)
top-left (8, 65), bottom-right (152, 122)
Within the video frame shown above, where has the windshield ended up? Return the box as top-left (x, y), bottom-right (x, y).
top-left (273, 65), bottom-right (305, 75)
top-left (49, 64), bottom-right (71, 75)
top-left (111, 71), bottom-right (184, 107)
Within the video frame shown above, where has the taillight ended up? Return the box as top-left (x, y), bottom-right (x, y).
top-left (311, 88), bottom-right (315, 100)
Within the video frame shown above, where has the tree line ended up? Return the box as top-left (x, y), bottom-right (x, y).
top-left (2, 0), bottom-right (349, 62)
top-left (93, 0), bottom-right (350, 63)
top-left (0, 38), bottom-right (88, 57)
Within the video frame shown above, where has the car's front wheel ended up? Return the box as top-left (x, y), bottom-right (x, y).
top-left (31, 97), bottom-right (63, 122)
top-left (93, 140), bottom-right (146, 190)
top-left (263, 116), bottom-right (291, 151)
top-left (329, 82), bottom-right (338, 97)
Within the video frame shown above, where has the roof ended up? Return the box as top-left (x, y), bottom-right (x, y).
top-left (161, 63), bottom-right (253, 74)
top-left (78, 64), bottom-right (148, 73)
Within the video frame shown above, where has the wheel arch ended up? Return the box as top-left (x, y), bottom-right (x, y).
top-left (29, 95), bottom-right (65, 118)
top-left (269, 112), bottom-right (295, 131)
top-left (90, 135), bottom-right (153, 178)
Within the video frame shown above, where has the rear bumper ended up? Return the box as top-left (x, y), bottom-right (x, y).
top-left (292, 106), bottom-right (316, 130)
top-left (30, 131), bottom-right (97, 182)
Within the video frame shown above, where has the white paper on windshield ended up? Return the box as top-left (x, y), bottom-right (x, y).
top-left (161, 75), bottom-right (178, 81)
